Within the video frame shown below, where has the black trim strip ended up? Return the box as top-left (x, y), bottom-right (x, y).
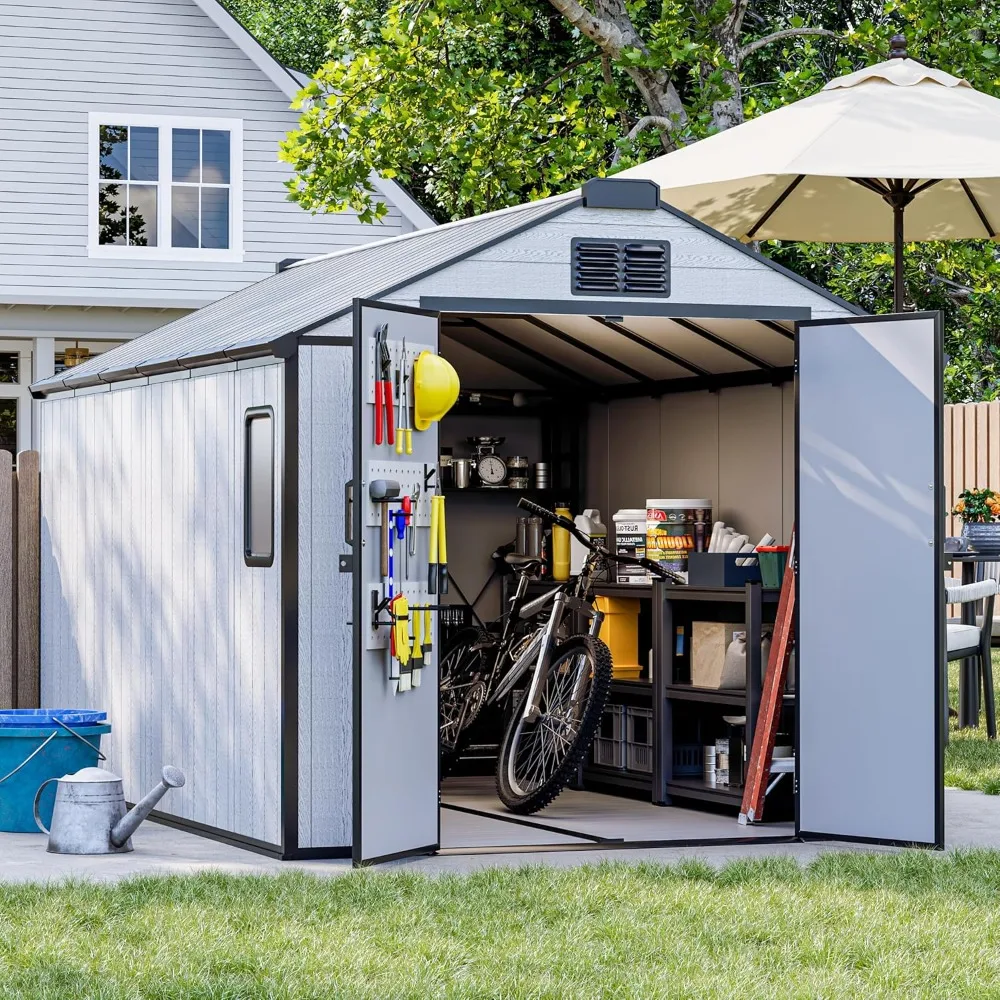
top-left (592, 317), bottom-right (710, 377)
top-left (441, 802), bottom-right (621, 844)
top-left (299, 336), bottom-right (354, 347)
top-left (519, 314), bottom-right (652, 384)
top-left (746, 174), bottom-right (806, 239)
top-left (357, 843), bottom-right (441, 867)
top-left (424, 297), bottom-right (813, 320)
top-left (446, 317), bottom-right (599, 389)
top-left (602, 366), bottom-right (795, 401)
top-left (144, 810), bottom-right (286, 859)
top-left (281, 356), bottom-right (300, 855)
top-left (798, 831), bottom-right (942, 851)
top-left (437, 835), bottom-right (798, 856)
top-left (960, 179), bottom-right (996, 238)
top-left (671, 317), bottom-right (773, 370)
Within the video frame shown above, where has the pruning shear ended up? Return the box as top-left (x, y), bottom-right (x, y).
top-left (373, 323), bottom-right (394, 447)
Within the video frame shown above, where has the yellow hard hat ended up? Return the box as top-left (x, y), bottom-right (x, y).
top-left (413, 351), bottom-right (460, 430)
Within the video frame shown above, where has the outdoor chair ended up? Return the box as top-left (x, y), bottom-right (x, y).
top-left (946, 578), bottom-right (998, 739)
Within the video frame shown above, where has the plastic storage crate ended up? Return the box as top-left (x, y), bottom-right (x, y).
top-left (626, 705), bottom-right (654, 774)
top-left (593, 704), bottom-right (626, 769)
top-left (672, 743), bottom-right (702, 777)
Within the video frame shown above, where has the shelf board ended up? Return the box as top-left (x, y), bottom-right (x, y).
top-left (592, 583), bottom-right (653, 601)
top-left (610, 678), bottom-right (653, 699)
top-left (665, 684), bottom-right (795, 706)
top-left (442, 487), bottom-right (557, 499)
top-left (663, 586), bottom-right (782, 604)
top-left (666, 778), bottom-right (744, 804)
top-left (583, 764), bottom-right (653, 790)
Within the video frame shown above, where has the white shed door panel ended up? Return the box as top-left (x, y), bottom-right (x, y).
top-left (353, 300), bottom-right (441, 865)
top-left (797, 313), bottom-right (943, 848)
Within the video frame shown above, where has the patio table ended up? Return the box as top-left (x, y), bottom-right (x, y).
top-left (947, 552), bottom-right (996, 728)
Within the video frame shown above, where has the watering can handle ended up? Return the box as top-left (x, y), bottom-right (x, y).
top-left (33, 777), bottom-right (59, 835)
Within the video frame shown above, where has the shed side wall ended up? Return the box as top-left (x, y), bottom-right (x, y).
top-left (39, 364), bottom-right (283, 846)
top-left (297, 344), bottom-right (353, 849)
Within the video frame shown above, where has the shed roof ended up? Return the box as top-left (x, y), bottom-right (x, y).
top-left (32, 188), bottom-right (863, 398)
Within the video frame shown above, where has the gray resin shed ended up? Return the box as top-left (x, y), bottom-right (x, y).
top-left (31, 179), bottom-right (945, 862)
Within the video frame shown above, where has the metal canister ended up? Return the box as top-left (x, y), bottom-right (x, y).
top-left (516, 517), bottom-right (528, 555)
top-left (508, 476), bottom-right (529, 490)
top-left (533, 462), bottom-right (550, 489)
top-left (525, 517), bottom-right (543, 558)
top-left (453, 459), bottom-right (471, 489)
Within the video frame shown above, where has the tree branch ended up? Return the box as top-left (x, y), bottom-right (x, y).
top-left (610, 115), bottom-right (674, 166)
top-left (510, 55), bottom-right (597, 107)
top-left (739, 27), bottom-right (837, 63)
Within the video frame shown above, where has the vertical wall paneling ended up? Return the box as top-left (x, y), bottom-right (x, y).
top-left (15, 450), bottom-right (40, 707)
top-left (38, 366), bottom-right (284, 847)
top-left (0, 451), bottom-right (13, 705)
top-left (297, 344), bottom-right (353, 849)
top-left (607, 397), bottom-right (661, 518)
top-left (658, 392), bottom-right (721, 505)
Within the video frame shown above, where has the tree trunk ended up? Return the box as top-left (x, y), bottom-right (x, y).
top-left (711, 66), bottom-right (745, 131)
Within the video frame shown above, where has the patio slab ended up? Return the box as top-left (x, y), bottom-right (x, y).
top-left (0, 787), bottom-right (993, 883)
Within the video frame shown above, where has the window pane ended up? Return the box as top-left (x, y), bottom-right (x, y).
top-left (172, 128), bottom-right (200, 182)
top-left (201, 187), bottom-right (229, 249)
top-left (98, 181), bottom-right (127, 245)
top-left (130, 126), bottom-right (159, 181)
top-left (171, 186), bottom-right (199, 248)
top-left (99, 124), bottom-right (129, 179)
top-left (202, 130), bottom-right (230, 184)
top-left (0, 399), bottom-right (16, 455)
top-left (245, 411), bottom-right (274, 564)
top-left (0, 353), bottom-right (19, 385)
top-left (128, 184), bottom-right (158, 247)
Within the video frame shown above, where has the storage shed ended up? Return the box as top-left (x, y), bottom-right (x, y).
top-left (31, 179), bottom-right (945, 863)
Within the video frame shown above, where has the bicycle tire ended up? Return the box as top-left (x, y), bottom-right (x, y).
top-left (439, 626), bottom-right (493, 773)
top-left (495, 635), bottom-right (613, 815)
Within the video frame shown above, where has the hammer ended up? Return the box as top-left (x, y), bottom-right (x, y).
top-left (369, 479), bottom-right (400, 578)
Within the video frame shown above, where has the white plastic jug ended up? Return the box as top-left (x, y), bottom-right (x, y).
top-left (571, 509), bottom-right (607, 576)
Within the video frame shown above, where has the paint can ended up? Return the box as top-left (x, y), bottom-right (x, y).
top-left (646, 499), bottom-right (712, 575)
top-left (612, 509), bottom-right (649, 585)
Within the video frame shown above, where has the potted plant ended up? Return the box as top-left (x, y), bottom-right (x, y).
top-left (953, 488), bottom-right (1000, 554)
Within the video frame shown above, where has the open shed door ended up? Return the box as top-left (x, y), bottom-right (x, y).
top-left (797, 313), bottom-right (944, 849)
top-left (353, 299), bottom-right (442, 865)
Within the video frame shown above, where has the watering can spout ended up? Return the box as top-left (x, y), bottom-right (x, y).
top-left (110, 765), bottom-right (185, 848)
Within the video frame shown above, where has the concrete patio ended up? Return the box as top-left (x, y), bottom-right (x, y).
top-left (0, 787), bottom-right (995, 883)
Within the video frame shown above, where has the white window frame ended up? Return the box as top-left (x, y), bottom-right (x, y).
top-left (87, 112), bottom-right (244, 262)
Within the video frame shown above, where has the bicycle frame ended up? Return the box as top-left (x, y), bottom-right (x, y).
top-left (489, 547), bottom-right (607, 722)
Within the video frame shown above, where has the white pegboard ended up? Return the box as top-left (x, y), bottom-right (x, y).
top-left (364, 338), bottom-right (435, 406)
top-left (364, 460), bottom-right (435, 527)
top-left (366, 581), bottom-right (434, 651)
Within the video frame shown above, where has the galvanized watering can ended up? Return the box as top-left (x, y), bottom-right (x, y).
top-left (33, 765), bottom-right (185, 854)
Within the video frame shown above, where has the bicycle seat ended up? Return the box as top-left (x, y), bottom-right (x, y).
top-left (504, 553), bottom-right (544, 572)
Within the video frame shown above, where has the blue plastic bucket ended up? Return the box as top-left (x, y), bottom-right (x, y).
top-left (0, 711), bottom-right (110, 833)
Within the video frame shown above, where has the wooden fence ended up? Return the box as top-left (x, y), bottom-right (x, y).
top-left (945, 403), bottom-right (1000, 539)
top-left (0, 450), bottom-right (40, 709)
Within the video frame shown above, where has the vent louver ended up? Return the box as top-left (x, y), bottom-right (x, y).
top-left (571, 238), bottom-right (670, 297)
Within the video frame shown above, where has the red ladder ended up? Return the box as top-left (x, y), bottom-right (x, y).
top-left (739, 535), bottom-right (795, 825)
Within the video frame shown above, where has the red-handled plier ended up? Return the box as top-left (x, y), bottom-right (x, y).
top-left (373, 323), bottom-right (395, 446)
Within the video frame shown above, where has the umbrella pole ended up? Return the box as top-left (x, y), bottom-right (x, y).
top-left (893, 201), bottom-right (905, 313)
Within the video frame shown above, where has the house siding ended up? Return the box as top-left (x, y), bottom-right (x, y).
top-left (0, 0), bottom-right (405, 307)
top-left (39, 362), bottom-right (284, 846)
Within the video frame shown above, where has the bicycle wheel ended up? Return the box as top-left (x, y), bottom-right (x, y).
top-left (495, 635), bottom-right (612, 814)
top-left (439, 627), bottom-right (492, 770)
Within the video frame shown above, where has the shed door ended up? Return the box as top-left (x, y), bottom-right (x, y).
top-left (353, 299), bottom-right (442, 865)
top-left (797, 313), bottom-right (944, 848)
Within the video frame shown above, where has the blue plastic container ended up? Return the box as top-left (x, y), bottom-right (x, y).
top-left (0, 711), bottom-right (110, 833)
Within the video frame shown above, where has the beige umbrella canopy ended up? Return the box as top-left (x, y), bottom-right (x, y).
top-left (618, 36), bottom-right (1000, 310)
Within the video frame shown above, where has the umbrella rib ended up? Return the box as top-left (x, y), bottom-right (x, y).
top-left (960, 179), bottom-right (996, 238)
top-left (746, 174), bottom-right (806, 239)
top-left (909, 178), bottom-right (941, 198)
top-left (849, 177), bottom-right (891, 198)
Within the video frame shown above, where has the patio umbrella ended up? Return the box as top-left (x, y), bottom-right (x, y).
top-left (618, 36), bottom-right (1000, 311)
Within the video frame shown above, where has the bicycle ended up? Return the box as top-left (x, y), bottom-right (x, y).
top-left (439, 498), bottom-right (674, 814)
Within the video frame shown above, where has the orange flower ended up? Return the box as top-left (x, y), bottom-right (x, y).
top-left (955, 500), bottom-right (966, 513)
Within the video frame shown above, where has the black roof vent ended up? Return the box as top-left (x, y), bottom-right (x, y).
top-left (582, 178), bottom-right (660, 210)
top-left (571, 238), bottom-right (670, 297)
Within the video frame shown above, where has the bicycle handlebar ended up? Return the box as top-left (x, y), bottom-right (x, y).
top-left (516, 497), bottom-right (678, 581)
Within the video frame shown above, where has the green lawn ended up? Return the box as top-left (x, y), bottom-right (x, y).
top-left (2, 855), bottom-right (1000, 998)
top-left (946, 656), bottom-right (1000, 793)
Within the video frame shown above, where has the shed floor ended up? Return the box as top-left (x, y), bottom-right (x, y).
top-left (439, 776), bottom-right (793, 850)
